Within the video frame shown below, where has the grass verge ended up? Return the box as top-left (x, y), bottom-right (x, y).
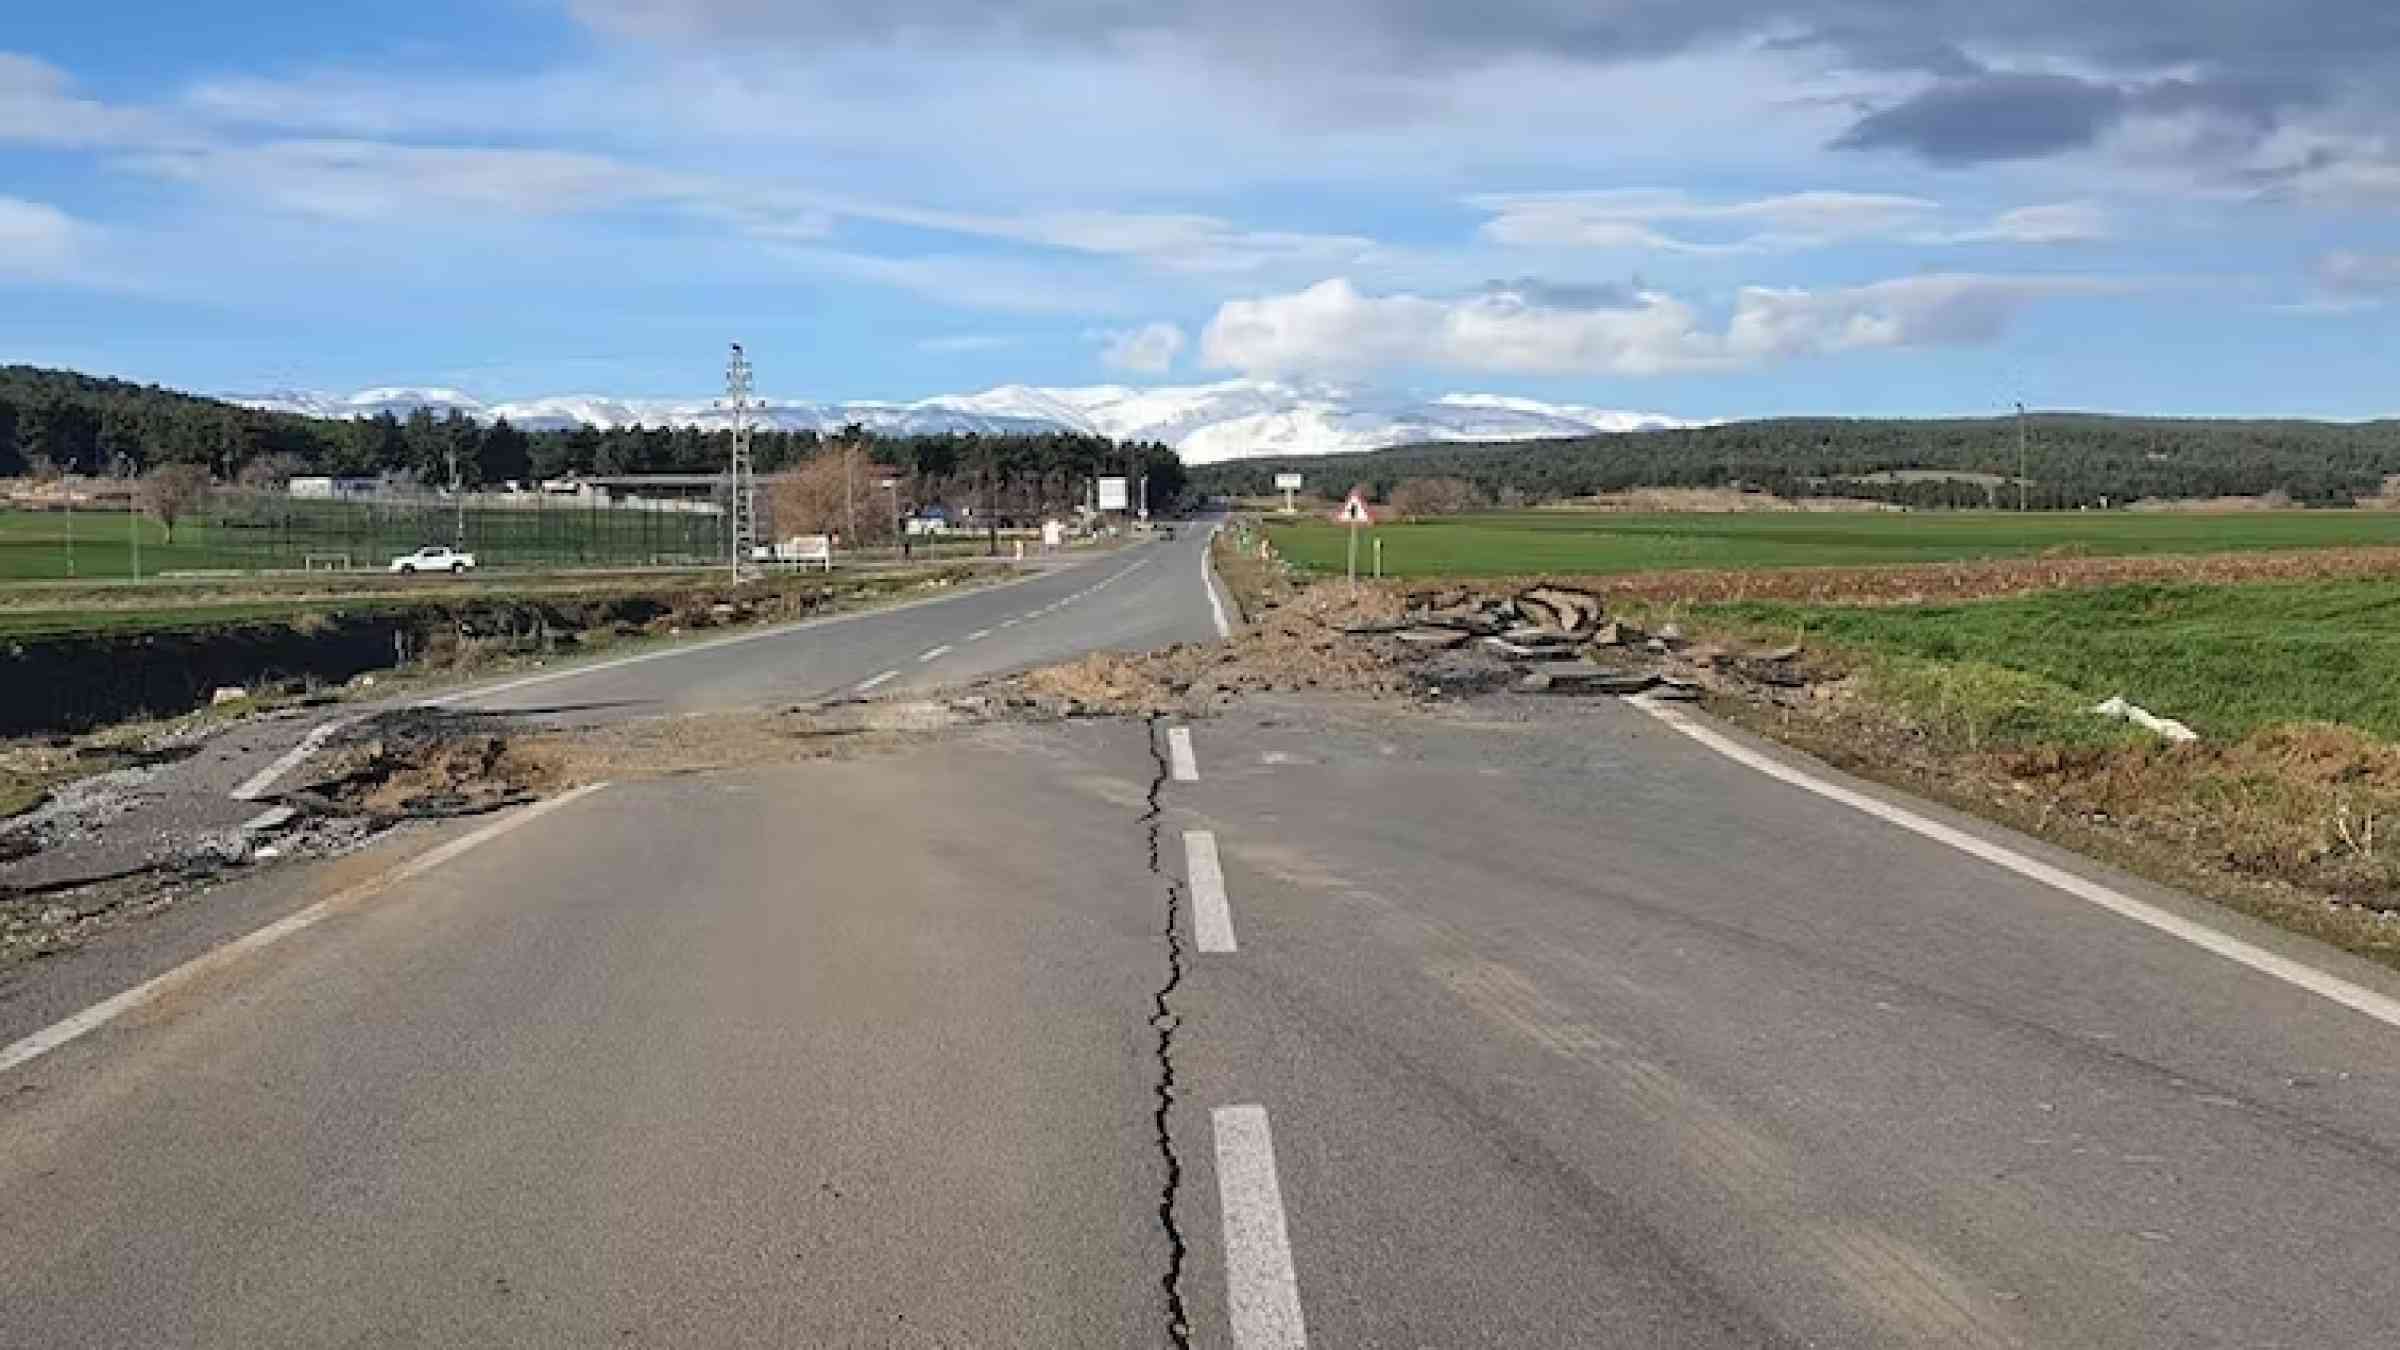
top-left (1677, 576), bottom-right (2400, 967)
top-left (1265, 510), bottom-right (2400, 578)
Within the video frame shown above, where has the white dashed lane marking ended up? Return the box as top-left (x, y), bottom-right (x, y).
top-left (1213, 1105), bottom-right (1310, 1348)
top-left (855, 669), bottom-right (899, 692)
top-left (1168, 727), bottom-right (1199, 782)
top-left (1185, 830), bottom-right (1237, 953)
top-left (918, 645), bottom-right (952, 662)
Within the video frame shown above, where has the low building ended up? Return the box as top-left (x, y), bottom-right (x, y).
top-left (286, 476), bottom-right (380, 499)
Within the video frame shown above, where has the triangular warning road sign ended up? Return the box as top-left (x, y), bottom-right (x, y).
top-left (1336, 493), bottom-right (1374, 525)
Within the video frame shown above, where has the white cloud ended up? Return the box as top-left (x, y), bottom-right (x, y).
top-left (771, 247), bottom-right (1136, 314)
top-left (1472, 188), bottom-right (1940, 253)
top-left (121, 140), bottom-right (702, 221)
top-left (787, 196), bottom-right (1374, 274)
top-left (2316, 250), bottom-right (2400, 295)
top-left (1095, 321), bottom-right (1188, 373)
top-left (1917, 202), bottom-right (2115, 245)
top-left (1722, 273), bottom-right (2117, 360)
top-left (0, 52), bottom-right (170, 148)
top-left (1203, 278), bottom-right (1724, 376)
top-left (1479, 190), bottom-right (2122, 253)
top-left (1201, 274), bottom-right (2120, 378)
top-left (0, 196), bottom-right (87, 279)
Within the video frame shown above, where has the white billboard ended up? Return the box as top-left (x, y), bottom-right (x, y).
top-left (1273, 472), bottom-right (1304, 490)
top-left (1098, 476), bottom-right (1130, 512)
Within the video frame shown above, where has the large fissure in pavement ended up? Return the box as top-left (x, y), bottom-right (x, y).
top-left (1142, 717), bottom-right (1194, 1348)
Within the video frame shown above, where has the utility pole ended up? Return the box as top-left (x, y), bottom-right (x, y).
top-left (725, 342), bottom-right (759, 579)
top-left (446, 443), bottom-right (465, 549)
top-left (120, 455), bottom-right (139, 580)
top-left (2016, 400), bottom-right (2029, 513)
top-left (844, 438), bottom-right (857, 551)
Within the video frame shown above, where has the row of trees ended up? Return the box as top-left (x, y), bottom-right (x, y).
top-left (1, 366), bottom-right (1185, 518)
top-left (1196, 414), bottom-right (2400, 509)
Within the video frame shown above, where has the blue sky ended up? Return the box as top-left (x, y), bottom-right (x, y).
top-left (4, 1), bottom-right (2398, 419)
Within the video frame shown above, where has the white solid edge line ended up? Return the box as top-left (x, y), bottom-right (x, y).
top-left (411, 552), bottom-right (1090, 709)
top-left (856, 669), bottom-right (900, 692)
top-left (1202, 525), bottom-right (1234, 638)
top-left (1626, 696), bottom-right (2400, 1032)
top-left (0, 783), bottom-right (611, 1075)
top-left (230, 718), bottom-right (349, 802)
top-left (1185, 829), bottom-right (1237, 953)
top-left (917, 644), bottom-right (953, 662)
top-left (1213, 1104), bottom-right (1310, 1350)
top-left (1168, 727), bottom-right (1200, 783)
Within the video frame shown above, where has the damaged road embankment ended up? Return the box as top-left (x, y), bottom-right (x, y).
top-left (0, 691), bottom-right (1023, 966)
top-left (0, 566), bottom-right (992, 738)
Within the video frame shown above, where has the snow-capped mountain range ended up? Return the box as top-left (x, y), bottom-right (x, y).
top-left (237, 380), bottom-right (1692, 464)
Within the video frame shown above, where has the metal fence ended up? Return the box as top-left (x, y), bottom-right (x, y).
top-left (196, 487), bottom-right (731, 572)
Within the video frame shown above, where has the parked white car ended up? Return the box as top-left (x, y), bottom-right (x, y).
top-left (389, 545), bottom-right (477, 575)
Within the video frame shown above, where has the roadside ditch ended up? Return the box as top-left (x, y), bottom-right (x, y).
top-left (0, 566), bottom-right (991, 738)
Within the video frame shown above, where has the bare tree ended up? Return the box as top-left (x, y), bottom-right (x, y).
top-left (764, 452), bottom-right (897, 547)
top-left (1387, 476), bottom-right (1483, 519)
top-left (235, 451), bottom-right (308, 490)
top-left (138, 463), bottom-right (212, 543)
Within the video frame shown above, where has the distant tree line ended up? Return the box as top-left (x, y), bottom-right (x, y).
top-left (1195, 414), bottom-right (2400, 508)
top-left (0, 365), bottom-right (1184, 518)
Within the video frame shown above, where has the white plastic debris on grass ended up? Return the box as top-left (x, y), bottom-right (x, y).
top-left (2091, 695), bottom-right (2199, 743)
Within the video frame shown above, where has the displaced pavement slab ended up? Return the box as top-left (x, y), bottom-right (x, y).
top-left (0, 706), bottom-right (356, 897)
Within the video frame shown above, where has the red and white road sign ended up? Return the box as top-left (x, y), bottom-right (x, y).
top-left (1335, 493), bottom-right (1374, 525)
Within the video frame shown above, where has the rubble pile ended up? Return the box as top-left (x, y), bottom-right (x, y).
top-left (1345, 584), bottom-right (1808, 701)
top-left (1003, 579), bottom-right (1816, 720)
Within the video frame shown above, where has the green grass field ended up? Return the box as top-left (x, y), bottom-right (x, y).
top-left (1704, 578), bottom-right (2400, 743)
top-left (1263, 510), bottom-right (2400, 578)
top-left (0, 499), bottom-right (729, 581)
top-left (0, 504), bottom-right (1013, 582)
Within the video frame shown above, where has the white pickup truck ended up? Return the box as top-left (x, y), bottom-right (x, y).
top-left (388, 545), bottom-right (477, 575)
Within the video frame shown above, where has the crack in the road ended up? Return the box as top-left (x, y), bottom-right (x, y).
top-left (1142, 716), bottom-right (1194, 1349)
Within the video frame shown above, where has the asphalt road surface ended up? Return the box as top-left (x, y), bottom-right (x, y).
top-left (426, 527), bottom-right (1231, 724)
top-left (7, 532), bottom-right (2400, 1347)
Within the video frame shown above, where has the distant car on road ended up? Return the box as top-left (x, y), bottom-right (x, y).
top-left (389, 545), bottom-right (476, 575)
